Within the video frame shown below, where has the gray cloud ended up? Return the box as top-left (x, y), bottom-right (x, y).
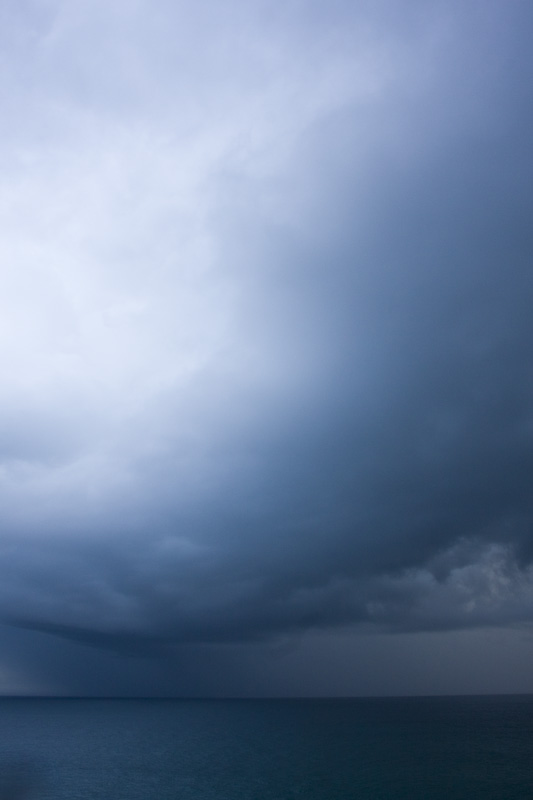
top-left (0, 0), bottom-right (532, 694)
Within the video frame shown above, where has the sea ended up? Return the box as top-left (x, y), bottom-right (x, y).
top-left (0, 696), bottom-right (532, 799)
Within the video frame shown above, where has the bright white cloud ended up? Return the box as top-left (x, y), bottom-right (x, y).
top-left (0, 0), bottom-right (411, 528)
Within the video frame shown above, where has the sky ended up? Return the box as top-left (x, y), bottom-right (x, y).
top-left (0, 0), bottom-right (533, 697)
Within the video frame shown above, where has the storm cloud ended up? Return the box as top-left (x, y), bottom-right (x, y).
top-left (0, 0), bottom-right (533, 695)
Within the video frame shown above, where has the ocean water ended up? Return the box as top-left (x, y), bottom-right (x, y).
top-left (0, 696), bottom-right (532, 799)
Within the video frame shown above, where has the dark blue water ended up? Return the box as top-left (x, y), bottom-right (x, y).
top-left (0, 696), bottom-right (532, 799)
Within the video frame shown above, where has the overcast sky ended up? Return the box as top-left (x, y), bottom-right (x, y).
top-left (1, 0), bottom-right (533, 696)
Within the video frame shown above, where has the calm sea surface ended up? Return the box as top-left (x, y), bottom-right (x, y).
top-left (0, 696), bottom-right (532, 799)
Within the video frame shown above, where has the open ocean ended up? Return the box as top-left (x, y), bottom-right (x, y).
top-left (0, 696), bottom-right (532, 799)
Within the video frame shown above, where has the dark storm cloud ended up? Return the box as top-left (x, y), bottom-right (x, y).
top-left (0, 0), bottom-right (533, 693)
